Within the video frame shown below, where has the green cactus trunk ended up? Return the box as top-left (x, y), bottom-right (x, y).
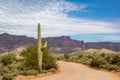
top-left (37, 23), bottom-right (43, 71)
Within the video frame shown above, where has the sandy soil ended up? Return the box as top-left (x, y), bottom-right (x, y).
top-left (33, 61), bottom-right (120, 80)
top-left (15, 61), bottom-right (120, 80)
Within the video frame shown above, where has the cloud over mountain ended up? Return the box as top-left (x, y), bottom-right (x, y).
top-left (0, 0), bottom-right (120, 40)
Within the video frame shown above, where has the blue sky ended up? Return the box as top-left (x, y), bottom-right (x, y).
top-left (0, 0), bottom-right (120, 42)
top-left (67, 0), bottom-right (120, 20)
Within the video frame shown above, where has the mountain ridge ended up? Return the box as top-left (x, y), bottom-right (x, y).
top-left (0, 33), bottom-right (120, 53)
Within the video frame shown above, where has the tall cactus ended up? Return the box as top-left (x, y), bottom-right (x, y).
top-left (37, 23), bottom-right (43, 71)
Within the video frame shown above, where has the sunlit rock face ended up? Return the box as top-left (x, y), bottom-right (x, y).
top-left (0, 33), bottom-right (120, 54)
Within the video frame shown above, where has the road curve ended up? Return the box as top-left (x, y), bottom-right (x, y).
top-left (35, 61), bottom-right (120, 80)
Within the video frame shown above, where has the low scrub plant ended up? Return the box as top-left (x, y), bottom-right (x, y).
top-left (90, 57), bottom-right (105, 68)
top-left (21, 45), bottom-right (57, 71)
top-left (68, 52), bottom-right (120, 72)
top-left (24, 69), bottom-right (39, 76)
top-left (1, 53), bottom-right (16, 66)
top-left (2, 73), bottom-right (14, 80)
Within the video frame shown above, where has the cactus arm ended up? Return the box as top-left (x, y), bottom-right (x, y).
top-left (43, 39), bottom-right (48, 48)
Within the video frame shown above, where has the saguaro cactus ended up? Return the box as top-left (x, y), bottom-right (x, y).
top-left (37, 23), bottom-right (43, 71)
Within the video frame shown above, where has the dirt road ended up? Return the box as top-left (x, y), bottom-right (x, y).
top-left (34, 61), bottom-right (120, 80)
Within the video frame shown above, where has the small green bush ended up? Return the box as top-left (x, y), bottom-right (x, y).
top-left (24, 69), bottom-right (39, 76)
top-left (64, 54), bottom-right (70, 61)
top-left (104, 55), bottom-right (112, 62)
top-left (111, 55), bottom-right (120, 65)
top-left (78, 55), bottom-right (83, 59)
top-left (19, 69), bottom-right (39, 76)
top-left (100, 53), bottom-right (105, 57)
top-left (2, 73), bottom-right (14, 80)
top-left (1, 53), bottom-right (16, 66)
top-left (21, 45), bottom-right (57, 71)
top-left (90, 57), bottom-right (104, 68)
top-left (68, 52), bottom-right (120, 72)
top-left (99, 63), bottom-right (120, 71)
top-left (43, 55), bottom-right (56, 70)
top-left (107, 65), bottom-right (120, 71)
top-left (1, 67), bottom-right (9, 74)
top-left (21, 45), bottom-right (38, 70)
top-left (41, 70), bottom-right (48, 74)
top-left (8, 62), bottom-right (24, 70)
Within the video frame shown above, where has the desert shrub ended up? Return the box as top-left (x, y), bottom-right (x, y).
top-left (99, 63), bottom-right (119, 71)
top-left (42, 46), bottom-right (56, 69)
top-left (0, 68), bottom-right (5, 76)
top-left (90, 57), bottom-right (104, 68)
top-left (24, 69), bottom-right (39, 76)
top-left (86, 55), bottom-right (92, 59)
top-left (43, 55), bottom-right (56, 70)
top-left (75, 54), bottom-right (92, 65)
top-left (82, 59), bottom-right (91, 65)
top-left (111, 55), bottom-right (120, 65)
top-left (0, 62), bottom-right (24, 77)
top-left (100, 63), bottom-right (110, 69)
top-left (1, 53), bottom-right (16, 66)
top-left (21, 45), bottom-right (56, 71)
top-left (0, 67), bottom-right (18, 76)
top-left (107, 65), bottom-right (120, 71)
top-left (2, 73), bottom-right (14, 80)
top-left (68, 52), bottom-right (120, 72)
top-left (21, 45), bottom-right (38, 70)
top-left (64, 54), bottom-right (70, 61)
top-left (104, 55), bottom-right (112, 62)
top-left (78, 55), bottom-right (83, 59)
top-left (7, 62), bottom-right (23, 70)
top-left (100, 53), bottom-right (105, 58)
top-left (18, 69), bottom-right (39, 76)
top-left (0, 67), bottom-right (9, 74)
top-left (41, 70), bottom-right (48, 74)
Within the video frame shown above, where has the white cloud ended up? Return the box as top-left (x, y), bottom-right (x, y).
top-left (0, 0), bottom-right (119, 38)
top-left (44, 0), bottom-right (87, 12)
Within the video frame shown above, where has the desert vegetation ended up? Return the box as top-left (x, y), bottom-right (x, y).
top-left (0, 23), bottom-right (57, 80)
top-left (62, 49), bottom-right (120, 72)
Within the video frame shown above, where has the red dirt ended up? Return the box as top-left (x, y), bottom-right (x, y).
top-left (15, 61), bottom-right (120, 80)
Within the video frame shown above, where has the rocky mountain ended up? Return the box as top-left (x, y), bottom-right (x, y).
top-left (0, 33), bottom-right (120, 53)
top-left (85, 42), bottom-right (120, 51)
top-left (45, 36), bottom-right (84, 53)
top-left (0, 33), bottom-right (36, 52)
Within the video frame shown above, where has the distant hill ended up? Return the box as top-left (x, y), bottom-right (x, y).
top-left (70, 48), bottom-right (118, 56)
top-left (0, 33), bottom-right (120, 53)
top-left (83, 48), bottom-right (117, 54)
top-left (0, 33), bottom-right (36, 53)
top-left (85, 42), bottom-right (120, 51)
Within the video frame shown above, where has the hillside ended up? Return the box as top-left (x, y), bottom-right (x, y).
top-left (0, 33), bottom-right (36, 53)
top-left (85, 42), bottom-right (120, 51)
top-left (0, 33), bottom-right (120, 53)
